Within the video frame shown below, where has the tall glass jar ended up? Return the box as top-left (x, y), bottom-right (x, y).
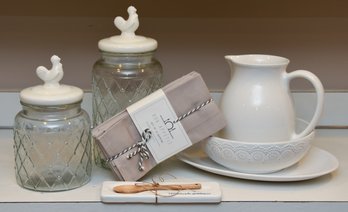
top-left (92, 6), bottom-right (163, 168)
top-left (13, 55), bottom-right (92, 191)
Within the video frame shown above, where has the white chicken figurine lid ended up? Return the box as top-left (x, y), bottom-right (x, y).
top-left (98, 6), bottom-right (158, 53)
top-left (20, 55), bottom-right (84, 106)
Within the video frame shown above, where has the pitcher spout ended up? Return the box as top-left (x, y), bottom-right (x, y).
top-left (224, 55), bottom-right (237, 63)
top-left (224, 55), bottom-right (238, 70)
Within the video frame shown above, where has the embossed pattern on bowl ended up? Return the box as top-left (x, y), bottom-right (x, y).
top-left (205, 119), bottom-right (315, 174)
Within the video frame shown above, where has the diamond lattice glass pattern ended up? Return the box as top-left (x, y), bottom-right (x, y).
top-left (13, 103), bottom-right (92, 191)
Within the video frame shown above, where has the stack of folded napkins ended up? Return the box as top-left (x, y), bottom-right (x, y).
top-left (92, 71), bottom-right (226, 181)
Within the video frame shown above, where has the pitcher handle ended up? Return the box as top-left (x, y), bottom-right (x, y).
top-left (285, 70), bottom-right (324, 139)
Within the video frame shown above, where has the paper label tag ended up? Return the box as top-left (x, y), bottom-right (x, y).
top-left (127, 89), bottom-right (192, 163)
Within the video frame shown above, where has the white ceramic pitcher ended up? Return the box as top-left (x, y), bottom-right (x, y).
top-left (220, 54), bottom-right (324, 142)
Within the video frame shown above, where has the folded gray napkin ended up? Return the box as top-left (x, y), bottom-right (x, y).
top-left (92, 71), bottom-right (226, 181)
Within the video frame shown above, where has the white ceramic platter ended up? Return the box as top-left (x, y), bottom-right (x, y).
top-left (177, 144), bottom-right (339, 182)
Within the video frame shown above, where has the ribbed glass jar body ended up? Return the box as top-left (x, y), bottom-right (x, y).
top-left (92, 51), bottom-right (163, 168)
top-left (13, 102), bottom-right (92, 191)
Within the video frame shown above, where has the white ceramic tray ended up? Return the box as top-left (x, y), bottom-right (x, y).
top-left (177, 144), bottom-right (339, 182)
top-left (101, 181), bottom-right (222, 203)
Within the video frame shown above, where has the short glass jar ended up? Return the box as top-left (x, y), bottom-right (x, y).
top-left (92, 6), bottom-right (163, 168)
top-left (14, 102), bottom-right (91, 191)
top-left (13, 55), bottom-right (92, 191)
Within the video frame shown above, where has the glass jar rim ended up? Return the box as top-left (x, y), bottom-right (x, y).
top-left (20, 100), bottom-right (82, 110)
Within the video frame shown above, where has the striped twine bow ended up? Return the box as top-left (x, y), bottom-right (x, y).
top-left (107, 98), bottom-right (213, 171)
top-left (106, 129), bottom-right (152, 171)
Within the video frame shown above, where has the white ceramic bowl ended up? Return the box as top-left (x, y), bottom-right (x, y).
top-left (205, 119), bottom-right (315, 174)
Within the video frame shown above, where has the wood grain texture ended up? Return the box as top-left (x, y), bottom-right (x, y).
top-left (113, 183), bottom-right (202, 193)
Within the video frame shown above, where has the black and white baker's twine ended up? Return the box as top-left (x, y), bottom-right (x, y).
top-left (106, 128), bottom-right (152, 171)
top-left (107, 98), bottom-right (213, 171)
top-left (173, 98), bottom-right (213, 124)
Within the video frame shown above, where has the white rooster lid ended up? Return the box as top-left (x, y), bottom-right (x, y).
top-left (20, 55), bottom-right (83, 106)
top-left (98, 6), bottom-right (157, 53)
